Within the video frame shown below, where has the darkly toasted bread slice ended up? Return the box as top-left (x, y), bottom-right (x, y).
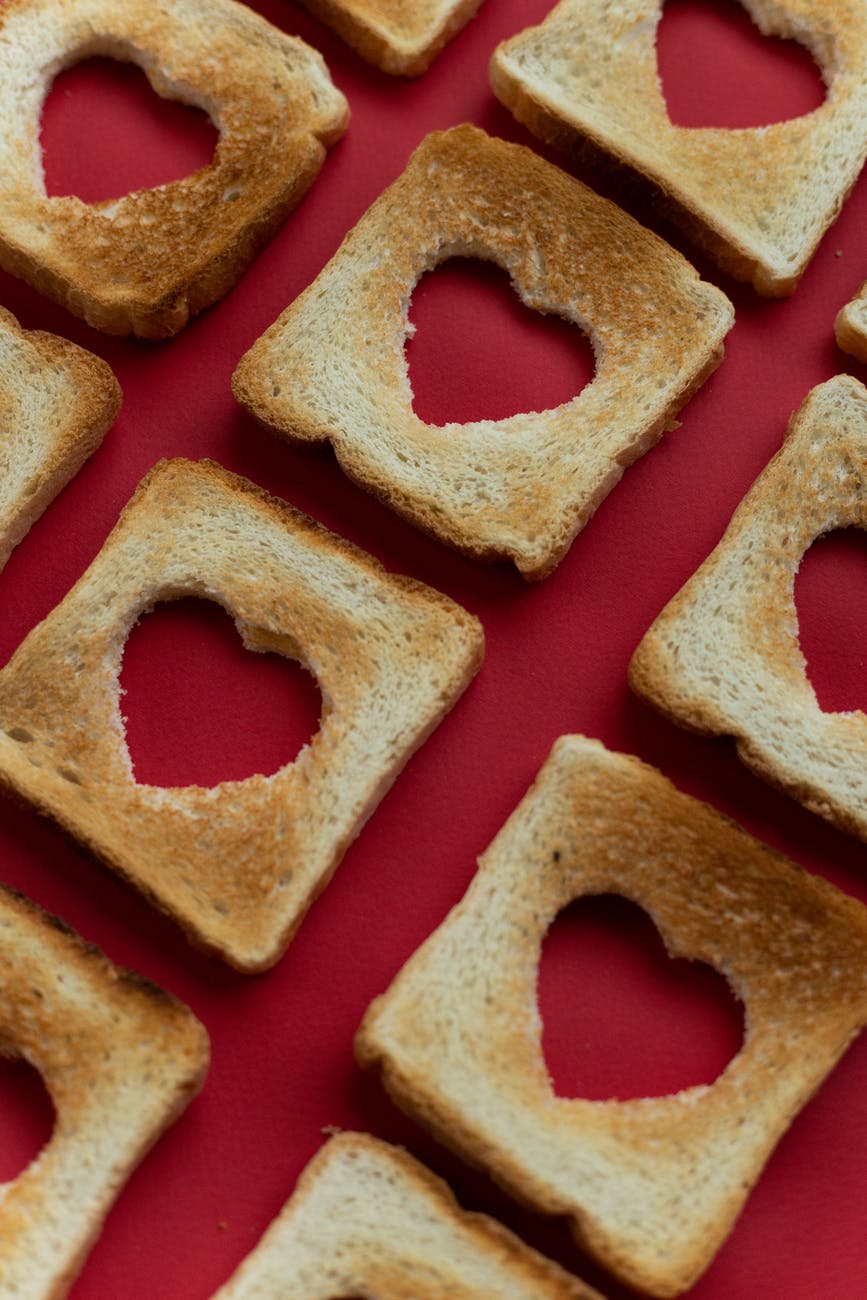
top-left (0, 305), bottom-right (120, 568)
top-left (233, 125), bottom-right (733, 580)
top-left (296, 0), bottom-right (485, 75)
top-left (0, 883), bottom-right (208, 1298)
top-left (491, 0), bottom-right (867, 296)
top-left (0, 0), bottom-right (348, 338)
top-left (630, 375), bottom-right (867, 842)
top-left (0, 459), bottom-right (483, 972)
top-left (357, 735), bottom-right (867, 1296)
top-left (213, 1132), bottom-right (603, 1299)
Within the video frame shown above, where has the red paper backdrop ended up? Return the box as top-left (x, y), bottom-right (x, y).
top-left (0, 1), bottom-right (865, 1296)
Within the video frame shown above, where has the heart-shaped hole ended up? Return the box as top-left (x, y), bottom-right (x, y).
top-left (795, 528), bottom-right (867, 715)
top-left (41, 57), bottom-right (218, 203)
top-left (120, 598), bottom-right (322, 788)
top-left (538, 895), bottom-right (744, 1100)
top-left (406, 258), bottom-right (596, 425)
top-left (657, 0), bottom-right (826, 128)
top-left (0, 1055), bottom-right (55, 1182)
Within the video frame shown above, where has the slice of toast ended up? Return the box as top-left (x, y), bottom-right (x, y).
top-left (0, 0), bottom-right (348, 338)
top-left (0, 305), bottom-right (121, 569)
top-left (490, 0), bottom-right (867, 296)
top-left (0, 458), bottom-right (484, 972)
top-left (233, 125), bottom-right (733, 581)
top-left (629, 375), bottom-right (867, 842)
top-left (0, 883), bottom-right (208, 1299)
top-left (213, 1132), bottom-right (603, 1299)
top-left (357, 735), bottom-right (867, 1297)
top-left (835, 286), bottom-right (867, 363)
top-left (296, 0), bottom-right (485, 76)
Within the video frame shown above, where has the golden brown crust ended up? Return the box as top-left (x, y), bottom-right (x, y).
top-left (297, 0), bottom-right (485, 75)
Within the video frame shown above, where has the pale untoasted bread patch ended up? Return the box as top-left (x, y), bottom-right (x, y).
top-left (296, 0), bottom-right (485, 75)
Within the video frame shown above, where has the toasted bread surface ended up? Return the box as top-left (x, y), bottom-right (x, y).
top-left (630, 374), bottom-right (867, 841)
top-left (835, 288), bottom-right (867, 363)
top-left (0, 0), bottom-right (348, 338)
top-left (0, 883), bottom-right (208, 1299)
top-left (357, 735), bottom-right (867, 1296)
top-left (490, 0), bottom-right (867, 295)
top-left (214, 1132), bottom-right (602, 1298)
top-left (0, 458), bottom-right (483, 972)
top-left (296, 0), bottom-right (484, 75)
top-left (0, 305), bottom-right (120, 568)
top-left (233, 124), bottom-right (733, 580)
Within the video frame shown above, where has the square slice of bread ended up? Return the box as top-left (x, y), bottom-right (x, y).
top-left (835, 286), bottom-right (867, 363)
top-left (213, 1132), bottom-right (603, 1298)
top-left (629, 374), bottom-right (867, 842)
top-left (357, 735), bottom-right (867, 1297)
top-left (490, 0), bottom-right (867, 296)
top-left (295, 0), bottom-right (485, 76)
top-left (0, 305), bottom-right (120, 569)
top-left (0, 458), bottom-right (483, 973)
top-left (0, 0), bottom-right (348, 338)
top-left (0, 883), bottom-right (208, 1299)
top-left (233, 125), bottom-right (733, 581)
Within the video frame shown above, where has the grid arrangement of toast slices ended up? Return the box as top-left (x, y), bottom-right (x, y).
top-left (0, 0), bottom-right (866, 1296)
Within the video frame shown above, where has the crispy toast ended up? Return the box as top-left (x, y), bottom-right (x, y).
top-left (296, 0), bottom-right (485, 75)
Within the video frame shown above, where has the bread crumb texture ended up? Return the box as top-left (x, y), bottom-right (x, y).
top-left (0, 459), bottom-right (484, 972)
top-left (630, 374), bottom-right (867, 842)
top-left (0, 883), bottom-right (208, 1299)
top-left (0, 0), bottom-right (348, 337)
top-left (213, 1132), bottom-right (603, 1298)
top-left (233, 125), bottom-right (733, 580)
top-left (357, 735), bottom-right (867, 1296)
top-left (296, 0), bottom-right (485, 76)
top-left (491, 0), bottom-right (867, 295)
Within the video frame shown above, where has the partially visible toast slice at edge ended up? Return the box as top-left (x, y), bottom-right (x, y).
top-left (490, 0), bottom-right (867, 296)
top-left (0, 458), bottom-right (484, 971)
top-left (0, 305), bottom-right (121, 568)
top-left (296, 0), bottom-right (485, 75)
top-left (835, 287), bottom-right (867, 363)
top-left (0, 882), bottom-right (208, 1299)
top-left (233, 124), bottom-right (733, 580)
top-left (630, 374), bottom-right (867, 842)
top-left (213, 1132), bottom-right (603, 1298)
top-left (357, 735), bottom-right (867, 1296)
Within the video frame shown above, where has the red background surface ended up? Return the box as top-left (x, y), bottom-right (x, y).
top-left (1, 0), bottom-right (866, 1296)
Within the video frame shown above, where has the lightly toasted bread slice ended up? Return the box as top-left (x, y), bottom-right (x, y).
top-left (0, 458), bottom-right (484, 973)
top-left (629, 375), bottom-right (867, 842)
top-left (0, 883), bottom-right (208, 1299)
top-left (835, 285), bottom-right (867, 363)
top-left (296, 0), bottom-right (485, 76)
top-left (490, 0), bottom-right (867, 297)
top-left (0, 0), bottom-right (348, 339)
top-left (0, 305), bottom-right (120, 569)
top-left (213, 1132), bottom-right (603, 1298)
top-left (233, 125), bottom-right (733, 581)
top-left (357, 735), bottom-right (867, 1297)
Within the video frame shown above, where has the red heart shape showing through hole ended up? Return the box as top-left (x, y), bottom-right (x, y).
top-left (0, 1057), bottom-right (54, 1183)
top-left (796, 529), bottom-right (867, 715)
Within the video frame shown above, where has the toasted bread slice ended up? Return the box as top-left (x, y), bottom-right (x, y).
top-left (0, 883), bottom-right (208, 1298)
top-left (296, 0), bottom-right (484, 75)
top-left (835, 287), bottom-right (867, 363)
top-left (0, 305), bottom-right (120, 568)
top-left (490, 0), bottom-right (867, 296)
top-left (233, 125), bottom-right (733, 581)
top-left (630, 376), bottom-right (867, 841)
top-left (213, 1132), bottom-right (603, 1299)
top-left (0, 0), bottom-right (348, 338)
top-left (0, 458), bottom-right (483, 972)
top-left (357, 735), bottom-right (867, 1297)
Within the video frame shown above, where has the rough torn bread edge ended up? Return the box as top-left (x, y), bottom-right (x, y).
top-left (297, 0), bottom-right (485, 75)
top-left (213, 1132), bottom-right (604, 1298)
top-left (0, 305), bottom-right (121, 568)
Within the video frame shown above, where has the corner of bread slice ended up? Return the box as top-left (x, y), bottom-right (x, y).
top-left (835, 285), bottom-right (867, 363)
top-left (0, 882), bottom-right (208, 1298)
top-left (490, 0), bottom-right (867, 295)
top-left (296, 0), bottom-right (484, 75)
top-left (0, 305), bottom-right (121, 568)
top-left (211, 1130), bottom-right (602, 1298)
top-left (629, 373), bottom-right (867, 841)
top-left (0, 0), bottom-right (348, 337)
top-left (0, 457), bottom-right (483, 971)
top-left (233, 122), bottom-right (732, 580)
top-left (356, 732), bottom-right (867, 1296)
